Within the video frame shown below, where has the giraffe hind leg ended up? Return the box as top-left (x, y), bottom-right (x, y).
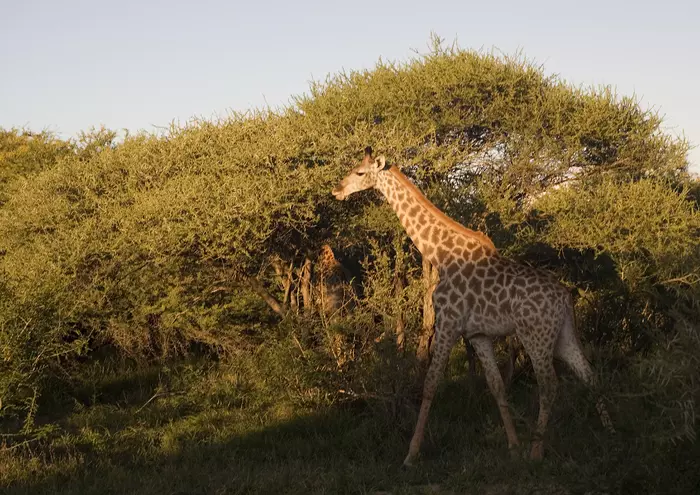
top-left (515, 322), bottom-right (560, 461)
top-left (527, 348), bottom-right (558, 460)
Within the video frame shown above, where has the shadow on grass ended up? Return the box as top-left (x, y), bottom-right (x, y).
top-left (3, 362), bottom-right (699, 495)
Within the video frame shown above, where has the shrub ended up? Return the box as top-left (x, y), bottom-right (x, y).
top-left (0, 39), bottom-right (695, 427)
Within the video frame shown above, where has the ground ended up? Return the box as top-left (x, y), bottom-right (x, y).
top-left (0, 353), bottom-right (695, 495)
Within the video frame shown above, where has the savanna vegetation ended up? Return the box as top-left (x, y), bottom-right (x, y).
top-left (1, 39), bottom-right (699, 494)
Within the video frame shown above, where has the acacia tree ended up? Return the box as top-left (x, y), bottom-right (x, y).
top-left (1, 39), bottom-right (696, 423)
top-left (0, 128), bottom-right (75, 205)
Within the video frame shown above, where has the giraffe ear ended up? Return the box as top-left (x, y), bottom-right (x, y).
top-left (373, 155), bottom-right (386, 171)
top-left (361, 146), bottom-right (374, 165)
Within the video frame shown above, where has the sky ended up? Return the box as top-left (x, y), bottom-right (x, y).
top-left (2, 0), bottom-right (699, 174)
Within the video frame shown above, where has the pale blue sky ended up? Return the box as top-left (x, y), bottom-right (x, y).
top-left (2, 0), bottom-right (698, 173)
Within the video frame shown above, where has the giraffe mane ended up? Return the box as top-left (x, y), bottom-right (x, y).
top-left (388, 166), bottom-right (497, 253)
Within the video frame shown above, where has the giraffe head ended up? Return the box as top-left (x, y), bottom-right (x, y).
top-left (332, 146), bottom-right (388, 201)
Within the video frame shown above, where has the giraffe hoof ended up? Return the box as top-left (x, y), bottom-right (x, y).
top-left (402, 454), bottom-right (416, 468)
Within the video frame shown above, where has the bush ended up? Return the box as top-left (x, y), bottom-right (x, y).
top-left (0, 39), bottom-right (696, 432)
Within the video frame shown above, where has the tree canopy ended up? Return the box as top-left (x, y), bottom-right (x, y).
top-left (0, 40), bottom-right (697, 423)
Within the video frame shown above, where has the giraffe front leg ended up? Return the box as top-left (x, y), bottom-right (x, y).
top-left (403, 324), bottom-right (459, 467)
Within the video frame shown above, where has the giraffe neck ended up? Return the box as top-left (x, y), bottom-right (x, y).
top-left (375, 166), bottom-right (496, 267)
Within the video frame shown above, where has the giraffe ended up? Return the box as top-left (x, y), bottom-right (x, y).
top-left (314, 244), bottom-right (358, 366)
top-left (314, 244), bottom-right (356, 319)
top-left (332, 147), bottom-right (614, 466)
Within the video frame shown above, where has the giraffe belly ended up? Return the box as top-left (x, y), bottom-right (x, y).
top-left (463, 315), bottom-right (516, 339)
top-left (462, 305), bottom-right (516, 339)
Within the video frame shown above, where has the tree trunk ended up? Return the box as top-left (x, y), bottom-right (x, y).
top-left (283, 267), bottom-right (294, 307)
top-left (271, 258), bottom-right (294, 307)
top-left (242, 275), bottom-right (288, 317)
top-left (417, 258), bottom-right (439, 366)
top-left (300, 257), bottom-right (313, 315)
top-left (394, 271), bottom-right (406, 352)
top-left (290, 285), bottom-right (299, 312)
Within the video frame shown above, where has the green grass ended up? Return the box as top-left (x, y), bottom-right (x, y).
top-left (1, 354), bottom-right (697, 495)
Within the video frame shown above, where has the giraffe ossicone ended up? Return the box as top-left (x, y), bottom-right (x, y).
top-left (332, 147), bottom-right (614, 466)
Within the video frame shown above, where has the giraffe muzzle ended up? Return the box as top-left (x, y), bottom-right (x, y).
top-left (331, 187), bottom-right (346, 200)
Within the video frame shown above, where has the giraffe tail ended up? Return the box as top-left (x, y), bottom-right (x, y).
top-left (557, 296), bottom-right (616, 434)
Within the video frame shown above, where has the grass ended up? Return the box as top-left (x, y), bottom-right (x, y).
top-left (0, 350), bottom-right (697, 495)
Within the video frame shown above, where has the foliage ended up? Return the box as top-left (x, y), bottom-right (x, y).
top-left (529, 178), bottom-right (700, 351)
top-left (0, 38), bottom-right (697, 478)
top-left (535, 178), bottom-right (700, 290)
top-left (0, 128), bottom-right (74, 204)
